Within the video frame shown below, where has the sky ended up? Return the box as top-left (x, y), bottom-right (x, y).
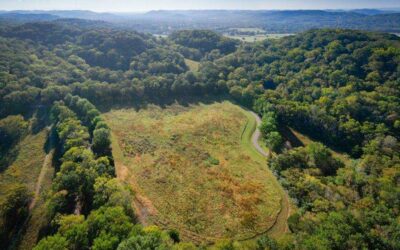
top-left (1, 0), bottom-right (400, 12)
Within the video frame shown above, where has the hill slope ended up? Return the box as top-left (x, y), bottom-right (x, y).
top-left (104, 102), bottom-right (287, 243)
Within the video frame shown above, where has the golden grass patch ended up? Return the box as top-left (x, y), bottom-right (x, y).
top-left (104, 101), bottom-right (282, 242)
top-left (184, 58), bottom-right (200, 71)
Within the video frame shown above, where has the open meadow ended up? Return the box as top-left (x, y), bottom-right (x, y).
top-left (225, 33), bottom-right (293, 42)
top-left (0, 130), bottom-right (48, 199)
top-left (103, 101), bottom-right (286, 243)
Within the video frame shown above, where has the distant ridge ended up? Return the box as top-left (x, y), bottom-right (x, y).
top-left (1, 9), bottom-right (399, 33)
top-left (0, 13), bottom-right (59, 22)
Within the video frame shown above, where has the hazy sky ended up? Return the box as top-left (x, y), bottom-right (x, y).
top-left (1, 0), bottom-right (400, 12)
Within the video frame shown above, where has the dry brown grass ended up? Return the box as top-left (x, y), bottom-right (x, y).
top-left (103, 101), bottom-right (282, 242)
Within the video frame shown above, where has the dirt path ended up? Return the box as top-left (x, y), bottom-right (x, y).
top-left (250, 112), bottom-right (270, 158)
top-left (29, 128), bottom-right (53, 211)
top-left (29, 152), bottom-right (52, 210)
top-left (248, 111), bottom-right (291, 236)
top-left (115, 160), bottom-right (157, 226)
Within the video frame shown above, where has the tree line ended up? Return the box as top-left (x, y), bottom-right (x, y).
top-left (36, 96), bottom-right (182, 249)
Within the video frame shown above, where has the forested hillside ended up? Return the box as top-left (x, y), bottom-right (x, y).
top-left (0, 19), bottom-right (399, 249)
top-left (213, 29), bottom-right (400, 249)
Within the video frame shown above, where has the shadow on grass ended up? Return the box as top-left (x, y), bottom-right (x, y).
top-left (278, 126), bottom-right (304, 149)
top-left (97, 94), bottom-right (233, 113)
top-left (0, 147), bottom-right (19, 173)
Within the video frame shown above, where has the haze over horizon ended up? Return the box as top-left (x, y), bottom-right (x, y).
top-left (1, 0), bottom-right (400, 12)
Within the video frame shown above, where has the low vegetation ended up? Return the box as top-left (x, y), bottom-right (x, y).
top-left (184, 58), bottom-right (200, 72)
top-left (0, 128), bottom-right (48, 248)
top-left (104, 102), bottom-right (283, 242)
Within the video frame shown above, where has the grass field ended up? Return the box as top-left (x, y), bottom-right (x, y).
top-left (184, 58), bottom-right (200, 71)
top-left (229, 28), bottom-right (266, 33)
top-left (0, 130), bottom-right (48, 196)
top-left (0, 129), bottom-right (53, 249)
top-left (287, 128), bottom-right (352, 165)
top-left (226, 34), bottom-right (293, 42)
top-left (18, 144), bottom-right (54, 249)
top-left (104, 101), bottom-right (284, 243)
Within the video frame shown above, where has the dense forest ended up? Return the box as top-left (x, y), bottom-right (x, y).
top-left (0, 18), bottom-right (399, 250)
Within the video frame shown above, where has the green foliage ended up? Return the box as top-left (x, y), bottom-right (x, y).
top-left (94, 157), bottom-right (114, 177)
top-left (51, 103), bottom-right (90, 153)
top-left (301, 211), bottom-right (366, 249)
top-left (52, 147), bottom-right (98, 214)
top-left (117, 229), bottom-right (169, 250)
top-left (260, 112), bottom-right (283, 152)
top-left (0, 115), bottom-right (29, 149)
top-left (172, 242), bottom-right (197, 250)
top-left (306, 142), bottom-right (344, 175)
top-left (265, 131), bottom-right (283, 152)
top-left (270, 135), bottom-right (399, 248)
top-left (93, 177), bottom-right (133, 215)
top-left (170, 30), bottom-right (238, 58)
top-left (211, 240), bottom-right (235, 250)
top-left (86, 206), bottom-right (134, 248)
top-left (219, 29), bottom-right (400, 156)
top-left (259, 113), bottom-right (277, 137)
top-left (33, 234), bottom-right (69, 250)
top-left (256, 235), bottom-right (278, 250)
top-left (48, 98), bottom-right (114, 218)
top-left (0, 115), bottom-right (29, 169)
top-left (130, 48), bottom-right (188, 75)
top-left (205, 156), bottom-right (220, 166)
top-left (93, 128), bottom-right (112, 156)
top-left (41, 85), bottom-right (71, 105)
top-left (38, 205), bottom-right (136, 250)
top-left (270, 142), bottom-right (346, 209)
top-left (57, 214), bottom-right (89, 249)
top-left (0, 184), bottom-right (31, 249)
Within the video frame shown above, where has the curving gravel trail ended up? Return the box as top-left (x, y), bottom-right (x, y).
top-left (247, 111), bottom-right (291, 236)
top-left (250, 111), bottom-right (270, 158)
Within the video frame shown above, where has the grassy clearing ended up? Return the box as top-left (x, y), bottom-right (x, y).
top-left (229, 28), bottom-right (266, 33)
top-left (104, 101), bottom-right (283, 242)
top-left (0, 129), bottom-right (53, 249)
top-left (18, 149), bottom-right (54, 250)
top-left (184, 58), bottom-right (200, 71)
top-left (0, 130), bottom-right (48, 195)
top-left (226, 34), bottom-right (293, 42)
top-left (226, 35), bottom-right (269, 43)
top-left (288, 128), bottom-right (352, 165)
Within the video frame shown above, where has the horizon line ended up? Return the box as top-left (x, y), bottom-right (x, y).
top-left (1, 7), bottom-right (400, 14)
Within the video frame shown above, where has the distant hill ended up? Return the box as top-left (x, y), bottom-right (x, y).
top-left (0, 10), bottom-right (120, 21)
top-left (349, 8), bottom-right (399, 15)
top-left (0, 9), bottom-right (400, 33)
top-left (0, 13), bottom-right (59, 22)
